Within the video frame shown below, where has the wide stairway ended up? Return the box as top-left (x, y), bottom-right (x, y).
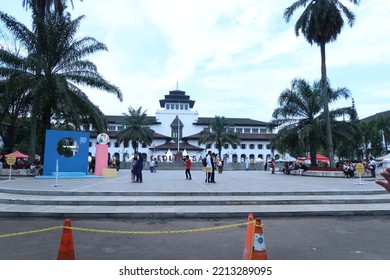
top-left (0, 170), bottom-right (390, 218)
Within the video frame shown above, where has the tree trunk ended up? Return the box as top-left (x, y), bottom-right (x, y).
top-left (364, 139), bottom-right (370, 162)
top-left (309, 146), bottom-right (317, 167)
top-left (28, 101), bottom-right (38, 163)
top-left (383, 133), bottom-right (388, 154)
top-left (40, 106), bottom-right (53, 157)
top-left (320, 42), bottom-right (335, 167)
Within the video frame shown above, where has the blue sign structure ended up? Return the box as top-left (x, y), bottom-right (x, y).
top-left (43, 130), bottom-right (90, 176)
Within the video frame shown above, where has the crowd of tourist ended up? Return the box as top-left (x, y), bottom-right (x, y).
top-left (279, 161), bottom-right (308, 175)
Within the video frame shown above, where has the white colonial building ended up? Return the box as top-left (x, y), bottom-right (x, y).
top-left (85, 89), bottom-right (279, 164)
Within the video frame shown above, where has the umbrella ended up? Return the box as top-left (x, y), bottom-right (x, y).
top-left (182, 149), bottom-right (189, 156)
top-left (5, 150), bottom-right (28, 158)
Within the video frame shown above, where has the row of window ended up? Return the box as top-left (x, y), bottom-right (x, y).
top-left (206, 143), bottom-right (271, 150)
top-left (106, 125), bottom-right (268, 134)
top-left (229, 128), bottom-right (267, 134)
top-left (89, 141), bottom-right (271, 150)
top-left (165, 103), bottom-right (190, 110)
top-left (231, 154), bottom-right (272, 160)
top-left (108, 125), bottom-right (124, 131)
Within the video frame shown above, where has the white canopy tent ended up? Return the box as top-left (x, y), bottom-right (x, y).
top-left (276, 155), bottom-right (296, 162)
top-left (165, 149), bottom-right (173, 157)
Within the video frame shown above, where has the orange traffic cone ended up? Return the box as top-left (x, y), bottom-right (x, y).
top-left (57, 218), bottom-right (75, 260)
top-left (251, 218), bottom-right (267, 260)
top-left (242, 213), bottom-right (254, 260)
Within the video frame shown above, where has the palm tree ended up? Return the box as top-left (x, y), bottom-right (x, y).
top-left (198, 116), bottom-right (240, 162)
top-left (369, 121), bottom-right (385, 158)
top-left (359, 115), bottom-right (390, 160)
top-left (331, 106), bottom-right (361, 160)
top-left (269, 78), bottom-right (323, 165)
top-left (22, 0), bottom-right (79, 17)
top-left (116, 107), bottom-right (155, 154)
top-left (284, 0), bottom-right (360, 167)
top-left (0, 72), bottom-right (32, 153)
top-left (0, 11), bottom-right (122, 160)
top-left (19, 0), bottom-right (81, 162)
top-left (359, 121), bottom-right (374, 161)
top-left (375, 114), bottom-right (390, 154)
top-left (268, 78), bottom-right (354, 166)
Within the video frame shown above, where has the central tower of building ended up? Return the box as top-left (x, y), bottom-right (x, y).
top-left (154, 89), bottom-right (200, 142)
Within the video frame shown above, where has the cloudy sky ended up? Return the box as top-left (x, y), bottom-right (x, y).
top-left (1, 0), bottom-right (389, 121)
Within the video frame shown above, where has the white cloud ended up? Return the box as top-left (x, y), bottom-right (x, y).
top-left (2, 0), bottom-right (389, 121)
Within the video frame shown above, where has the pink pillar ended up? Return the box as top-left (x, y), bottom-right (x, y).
top-left (95, 144), bottom-right (108, 176)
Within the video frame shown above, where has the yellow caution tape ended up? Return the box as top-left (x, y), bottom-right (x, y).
top-left (64, 221), bottom-right (254, 235)
top-left (0, 220), bottom-right (259, 238)
top-left (0, 226), bottom-right (63, 238)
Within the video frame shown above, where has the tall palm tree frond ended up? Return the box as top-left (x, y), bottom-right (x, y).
top-left (269, 77), bottom-right (356, 165)
top-left (198, 116), bottom-right (240, 160)
top-left (116, 107), bottom-right (155, 153)
top-left (283, 0), bottom-right (360, 167)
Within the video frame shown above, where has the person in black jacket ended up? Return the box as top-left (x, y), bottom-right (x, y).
top-left (210, 152), bottom-right (216, 183)
top-left (135, 152), bottom-right (143, 183)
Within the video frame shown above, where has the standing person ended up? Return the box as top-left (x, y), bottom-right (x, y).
top-left (136, 152), bottom-right (144, 183)
top-left (210, 152), bottom-right (216, 183)
top-left (107, 154), bottom-right (112, 168)
top-left (149, 158), bottom-right (155, 173)
top-left (130, 154), bottom-right (138, 183)
top-left (90, 157), bottom-right (95, 174)
top-left (184, 155), bottom-right (192, 180)
top-left (116, 156), bottom-right (120, 171)
top-left (217, 158), bottom-right (223, 174)
top-left (369, 157), bottom-right (377, 178)
top-left (205, 151), bottom-right (213, 183)
top-left (29, 162), bottom-right (36, 175)
top-left (270, 158), bottom-right (276, 174)
top-left (153, 158), bottom-right (158, 173)
top-left (131, 153), bottom-right (138, 183)
top-left (88, 152), bottom-right (92, 172)
top-left (111, 156), bottom-right (116, 169)
top-left (376, 167), bottom-right (390, 193)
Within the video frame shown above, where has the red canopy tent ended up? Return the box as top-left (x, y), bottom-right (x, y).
top-left (5, 150), bottom-right (29, 158)
top-left (306, 153), bottom-right (329, 163)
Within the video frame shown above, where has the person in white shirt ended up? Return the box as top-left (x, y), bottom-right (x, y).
top-left (205, 151), bottom-right (213, 183)
top-left (369, 157), bottom-right (377, 178)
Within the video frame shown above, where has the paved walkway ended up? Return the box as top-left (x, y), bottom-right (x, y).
top-left (0, 170), bottom-right (389, 218)
top-left (0, 169), bottom-right (383, 192)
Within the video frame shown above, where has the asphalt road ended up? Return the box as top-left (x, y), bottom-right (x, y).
top-left (1, 216), bottom-right (390, 260)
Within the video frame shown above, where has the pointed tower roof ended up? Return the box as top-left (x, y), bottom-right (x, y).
top-left (159, 89), bottom-right (195, 108)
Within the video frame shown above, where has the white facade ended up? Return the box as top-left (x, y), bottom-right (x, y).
top-left (86, 89), bottom-right (279, 164)
top-left (154, 108), bottom-right (200, 138)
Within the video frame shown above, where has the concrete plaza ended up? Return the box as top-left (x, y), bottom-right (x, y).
top-left (0, 169), bottom-right (389, 218)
